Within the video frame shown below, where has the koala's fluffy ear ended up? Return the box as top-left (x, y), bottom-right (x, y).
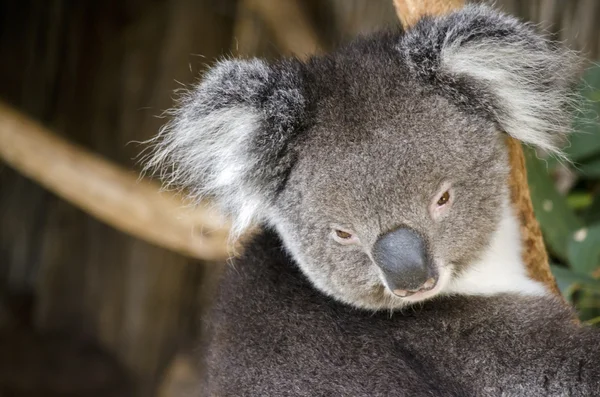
top-left (401, 4), bottom-right (580, 154)
top-left (145, 59), bottom-right (307, 235)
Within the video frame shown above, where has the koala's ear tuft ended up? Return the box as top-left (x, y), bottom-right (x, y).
top-left (401, 4), bottom-right (581, 155)
top-left (144, 58), bottom-right (308, 236)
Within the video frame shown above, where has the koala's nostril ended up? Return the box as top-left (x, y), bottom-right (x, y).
top-left (373, 227), bottom-right (433, 293)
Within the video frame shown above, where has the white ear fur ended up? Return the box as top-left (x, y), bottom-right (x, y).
top-left (442, 35), bottom-right (579, 155)
top-left (144, 60), bottom-right (272, 236)
top-left (401, 4), bottom-right (581, 156)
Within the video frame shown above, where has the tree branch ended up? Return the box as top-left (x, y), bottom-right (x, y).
top-left (0, 102), bottom-right (232, 262)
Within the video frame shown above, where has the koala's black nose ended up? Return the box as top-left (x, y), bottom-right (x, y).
top-left (372, 227), bottom-right (434, 295)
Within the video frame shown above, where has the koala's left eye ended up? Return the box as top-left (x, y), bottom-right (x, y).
top-left (332, 229), bottom-right (360, 245)
top-left (335, 230), bottom-right (352, 239)
top-left (430, 184), bottom-right (453, 220)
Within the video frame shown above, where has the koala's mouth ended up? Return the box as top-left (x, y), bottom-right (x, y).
top-left (391, 278), bottom-right (437, 298)
top-left (376, 262), bottom-right (453, 305)
top-left (395, 264), bottom-right (453, 303)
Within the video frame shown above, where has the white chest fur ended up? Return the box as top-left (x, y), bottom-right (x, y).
top-left (445, 200), bottom-right (547, 297)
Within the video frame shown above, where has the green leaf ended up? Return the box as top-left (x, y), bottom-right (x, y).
top-left (551, 266), bottom-right (600, 318)
top-left (550, 264), bottom-right (600, 291)
top-left (575, 291), bottom-right (600, 323)
top-left (525, 146), bottom-right (584, 261)
top-left (582, 193), bottom-right (600, 224)
top-left (577, 156), bottom-right (600, 179)
top-left (566, 65), bottom-right (600, 161)
top-left (551, 267), bottom-right (577, 303)
top-left (567, 223), bottom-right (600, 274)
top-left (566, 191), bottom-right (593, 210)
top-left (584, 316), bottom-right (600, 326)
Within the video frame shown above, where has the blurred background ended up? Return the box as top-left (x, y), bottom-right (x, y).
top-left (0, 0), bottom-right (599, 396)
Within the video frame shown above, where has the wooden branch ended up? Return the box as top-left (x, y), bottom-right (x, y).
top-left (506, 137), bottom-right (560, 294)
top-left (393, 0), bottom-right (464, 27)
top-left (0, 102), bottom-right (232, 262)
top-left (242, 0), bottom-right (323, 57)
top-left (393, 0), bottom-right (559, 295)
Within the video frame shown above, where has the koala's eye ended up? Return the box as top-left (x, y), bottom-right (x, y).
top-left (430, 184), bottom-right (453, 220)
top-left (335, 230), bottom-right (352, 239)
top-left (437, 191), bottom-right (450, 206)
top-left (332, 229), bottom-right (360, 245)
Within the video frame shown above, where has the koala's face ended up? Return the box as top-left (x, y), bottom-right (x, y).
top-left (272, 83), bottom-right (509, 308)
top-left (147, 5), bottom-right (577, 309)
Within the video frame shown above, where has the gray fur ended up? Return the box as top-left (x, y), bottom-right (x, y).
top-left (145, 4), bottom-right (579, 310)
top-left (401, 4), bottom-right (578, 154)
top-left (203, 231), bottom-right (600, 396)
top-left (143, 5), bottom-right (593, 396)
top-left (145, 58), bottom-right (307, 235)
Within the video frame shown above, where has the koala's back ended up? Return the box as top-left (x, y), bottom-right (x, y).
top-left (202, 231), bottom-right (600, 397)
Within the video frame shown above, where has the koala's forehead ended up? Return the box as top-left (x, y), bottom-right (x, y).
top-left (295, 69), bottom-right (498, 198)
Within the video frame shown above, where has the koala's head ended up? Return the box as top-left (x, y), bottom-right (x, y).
top-left (146, 5), bottom-right (579, 310)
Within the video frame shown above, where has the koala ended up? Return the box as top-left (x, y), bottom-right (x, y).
top-left (205, 232), bottom-right (600, 396)
top-left (146, 4), bottom-right (599, 396)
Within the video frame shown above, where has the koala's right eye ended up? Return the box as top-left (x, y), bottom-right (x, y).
top-left (332, 229), bottom-right (360, 245)
top-left (437, 191), bottom-right (450, 206)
